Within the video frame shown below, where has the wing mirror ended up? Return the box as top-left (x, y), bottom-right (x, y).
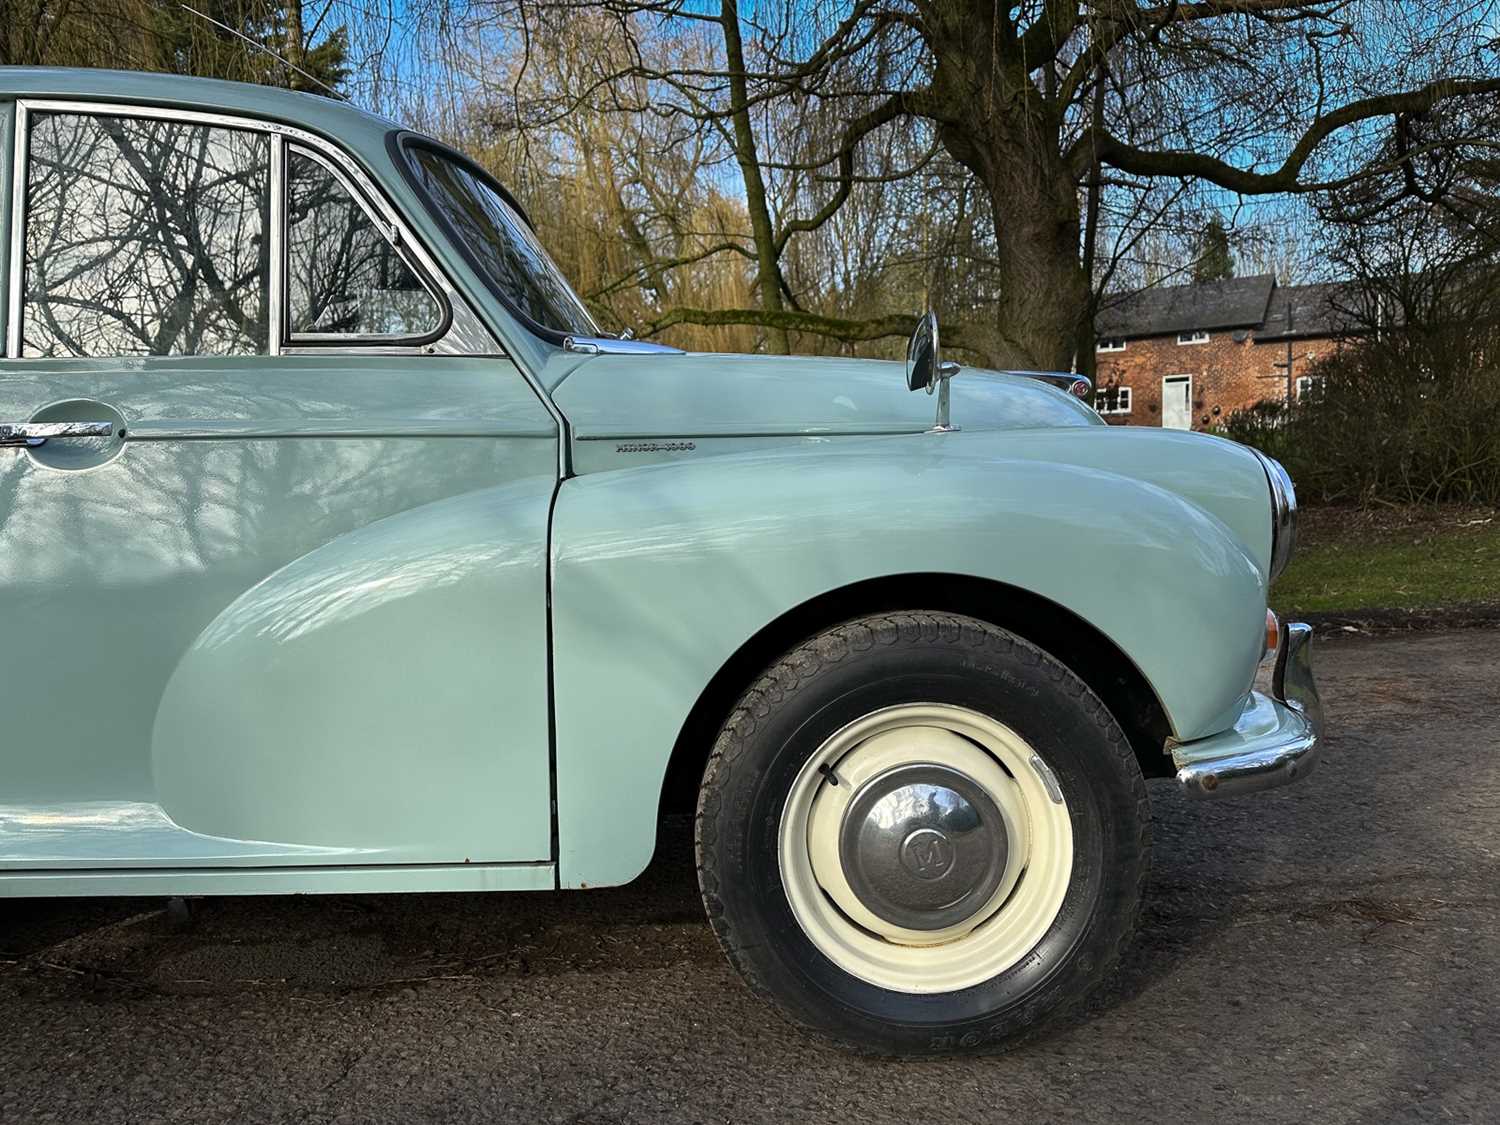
top-left (905, 311), bottom-right (961, 432)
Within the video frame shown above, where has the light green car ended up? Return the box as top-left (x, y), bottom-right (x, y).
top-left (0, 68), bottom-right (1323, 1054)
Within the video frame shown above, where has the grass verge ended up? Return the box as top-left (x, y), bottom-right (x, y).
top-left (1270, 504), bottom-right (1500, 621)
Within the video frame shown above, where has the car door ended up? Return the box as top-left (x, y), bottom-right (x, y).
top-left (0, 100), bottom-right (558, 878)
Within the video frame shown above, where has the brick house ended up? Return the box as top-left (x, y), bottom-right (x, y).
top-left (1092, 275), bottom-right (1352, 429)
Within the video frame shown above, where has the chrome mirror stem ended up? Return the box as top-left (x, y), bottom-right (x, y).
top-left (929, 360), bottom-right (961, 433)
top-left (931, 373), bottom-right (955, 433)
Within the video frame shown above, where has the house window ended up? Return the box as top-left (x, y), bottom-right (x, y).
top-left (1296, 375), bottom-right (1324, 401)
top-left (1096, 337), bottom-right (1126, 352)
top-left (1094, 386), bottom-right (1132, 415)
top-left (1176, 330), bottom-right (1210, 345)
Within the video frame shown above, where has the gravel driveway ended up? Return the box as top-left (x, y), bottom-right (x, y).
top-left (3, 628), bottom-right (1496, 1124)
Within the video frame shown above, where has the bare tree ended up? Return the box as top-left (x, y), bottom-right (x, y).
top-left (470, 0), bottom-right (1500, 367)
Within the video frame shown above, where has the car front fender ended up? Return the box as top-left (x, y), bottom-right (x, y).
top-left (551, 435), bottom-right (1267, 888)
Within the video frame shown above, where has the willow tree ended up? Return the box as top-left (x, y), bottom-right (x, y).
top-left (1, 0), bottom-right (348, 91)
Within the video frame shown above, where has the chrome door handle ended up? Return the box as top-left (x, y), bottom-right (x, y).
top-left (0, 421), bottom-right (118, 448)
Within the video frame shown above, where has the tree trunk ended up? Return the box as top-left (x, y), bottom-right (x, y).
top-left (933, 125), bottom-right (1089, 371)
top-left (982, 153), bottom-right (1091, 372)
top-left (1077, 63), bottom-right (1108, 380)
top-left (720, 0), bottom-right (790, 354)
top-left (284, 0), bottom-right (307, 90)
top-left (924, 11), bottom-right (1091, 373)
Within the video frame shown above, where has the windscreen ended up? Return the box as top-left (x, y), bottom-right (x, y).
top-left (407, 146), bottom-right (598, 337)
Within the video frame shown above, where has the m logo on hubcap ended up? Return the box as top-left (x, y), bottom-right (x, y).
top-left (899, 828), bottom-right (956, 881)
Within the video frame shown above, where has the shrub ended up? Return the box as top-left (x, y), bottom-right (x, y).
top-left (1217, 399), bottom-right (1294, 466)
top-left (1222, 321), bottom-right (1500, 507)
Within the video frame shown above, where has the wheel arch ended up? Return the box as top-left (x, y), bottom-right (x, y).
top-left (659, 573), bottom-right (1175, 818)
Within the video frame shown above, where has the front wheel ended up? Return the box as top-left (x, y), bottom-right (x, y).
top-left (695, 612), bottom-right (1150, 1055)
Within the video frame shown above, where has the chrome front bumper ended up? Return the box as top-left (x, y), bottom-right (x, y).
top-left (1172, 622), bottom-right (1325, 799)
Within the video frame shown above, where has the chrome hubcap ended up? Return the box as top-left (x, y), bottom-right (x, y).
top-left (839, 764), bottom-right (1009, 931)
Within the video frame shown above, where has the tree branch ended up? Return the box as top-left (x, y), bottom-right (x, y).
top-left (1058, 0), bottom-right (1340, 107)
top-left (586, 240), bottom-right (754, 301)
top-left (1017, 0), bottom-right (1081, 69)
top-left (1071, 75), bottom-right (1500, 194)
top-left (773, 91), bottom-right (915, 254)
top-left (646, 304), bottom-right (987, 354)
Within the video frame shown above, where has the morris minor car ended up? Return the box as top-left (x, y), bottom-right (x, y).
top-left (0, 69), bottom-right (1322, 1054)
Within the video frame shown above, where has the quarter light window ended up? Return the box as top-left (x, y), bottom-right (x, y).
top-left (21, 112), bottom-right (270, 357)
top-left (286, 149), bottom-right (443, 340)
top-left (1094, 386), bottom-right (1132, 415)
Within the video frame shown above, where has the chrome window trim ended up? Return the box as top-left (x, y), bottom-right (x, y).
top-left (3, 97), bottom-right (500, 360)
top-left (0, 103), bottom-right (11, 354)
top-left (5, 102), bottom-right (28, 359)
top-left (267, 132), bottom-right (285, 358)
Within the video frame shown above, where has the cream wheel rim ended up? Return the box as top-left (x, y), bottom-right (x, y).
top-left (778, 703), bottom-right (1074, 994)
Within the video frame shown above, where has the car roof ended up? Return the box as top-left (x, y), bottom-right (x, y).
top-left (0, 67), bottom-right (403, 168)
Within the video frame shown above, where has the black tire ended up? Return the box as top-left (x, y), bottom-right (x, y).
top-left (695, 611), bottom-right (1150, 1056)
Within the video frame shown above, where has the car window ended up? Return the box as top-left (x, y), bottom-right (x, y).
top-left (406, 146), bottom-right (597, 337)
top-left (21, 112), bottom-right (270, 358)
top-left (285, 148), bottom-right (443, 340)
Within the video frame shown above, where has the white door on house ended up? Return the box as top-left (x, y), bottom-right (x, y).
top-left (1162, 375), bottom-right (1192, 429)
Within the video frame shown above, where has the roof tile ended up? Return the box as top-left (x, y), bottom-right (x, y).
top-left (1096, 274), bottom-right (1276, 338)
